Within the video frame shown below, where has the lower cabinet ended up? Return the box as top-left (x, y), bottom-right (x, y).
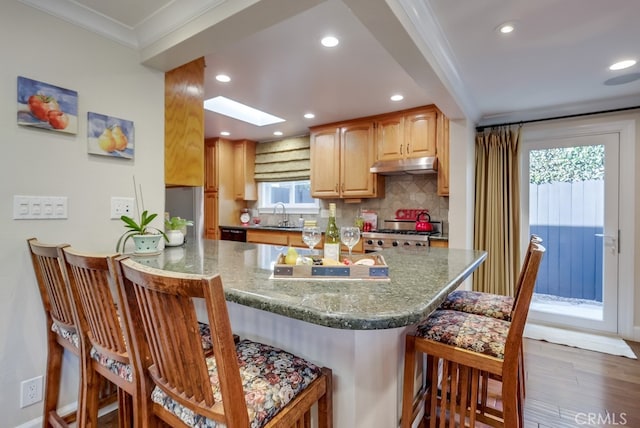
top-left (204, 192), bottom-right (218, 239)
top-left (429, 239), bottom-right (449, 248)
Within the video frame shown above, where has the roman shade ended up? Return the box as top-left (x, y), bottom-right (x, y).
top-left (254, 136), bottom-right (310, 181)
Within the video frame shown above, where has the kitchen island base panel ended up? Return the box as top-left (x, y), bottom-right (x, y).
top-left (226, 301), bottom-right (411, 428)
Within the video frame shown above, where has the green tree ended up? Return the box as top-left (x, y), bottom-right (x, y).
top-left (529, 145), bottom-right (604, 184)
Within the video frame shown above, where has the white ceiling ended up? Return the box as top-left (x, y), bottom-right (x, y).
top-left (20, 0), bottom-right (640, 141)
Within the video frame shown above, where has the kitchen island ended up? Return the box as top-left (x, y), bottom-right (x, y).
top-left (144, 240), bottom-right (486, 427)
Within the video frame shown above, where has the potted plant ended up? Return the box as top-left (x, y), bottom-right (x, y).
top-left (164, 216), bottom-right (194, 246)
top-left (116, 210), bottom-right (168, 253)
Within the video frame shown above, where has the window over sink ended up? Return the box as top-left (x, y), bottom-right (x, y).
top-left (258, 180), bottom-right (319, 213)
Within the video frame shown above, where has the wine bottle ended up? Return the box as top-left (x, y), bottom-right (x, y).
top-left (323, 203), bottom-right (340, 261)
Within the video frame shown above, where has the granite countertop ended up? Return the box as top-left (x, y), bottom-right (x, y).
top-left (137, 240), bottom-right (484, 330)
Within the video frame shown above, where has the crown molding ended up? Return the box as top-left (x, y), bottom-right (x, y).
top-left (18, 0), bottom-right (226, 49)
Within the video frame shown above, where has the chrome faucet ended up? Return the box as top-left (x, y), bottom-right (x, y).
top-left (273, 202), bottom-right (289, 226)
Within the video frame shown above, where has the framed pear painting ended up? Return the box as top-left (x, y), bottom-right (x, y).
top-left (87, 112), bottom-right (134, 159)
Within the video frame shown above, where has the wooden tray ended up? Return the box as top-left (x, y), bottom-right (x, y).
top-left (273, 254), bottom-right (389, 279)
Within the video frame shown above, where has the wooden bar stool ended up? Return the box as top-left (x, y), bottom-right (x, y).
top-left (27, 238), bottom-right (117, 428)
top-left (112, 256), bottom-right (333, 428)
top-left (401, 237), bottom-right (544, 428)
top-left (61, 248), bottom-right (139, 428)
top-left (439, 235), bottom-right (543, 321)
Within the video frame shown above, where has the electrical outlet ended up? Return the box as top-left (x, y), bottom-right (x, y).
top-left (110, 197), bottom-right (135, 219)
top-left (20, 376), bottom-right (43, 408)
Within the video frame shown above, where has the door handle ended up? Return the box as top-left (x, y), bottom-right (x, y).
top-left (595, 232), bottom-right (619, 254)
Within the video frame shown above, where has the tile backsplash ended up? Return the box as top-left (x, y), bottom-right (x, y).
top-left (339, 174), bottom-right (448, 232)
top-left (251, 175), bottom-right (448, 234)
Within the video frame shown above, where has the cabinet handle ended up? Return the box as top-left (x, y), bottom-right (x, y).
top-left (407, 144), bottom-right (410, 154)
top-left (335, 184), bottom-right (339, 192)
top-left (400, 144), bottom-right (403, 155)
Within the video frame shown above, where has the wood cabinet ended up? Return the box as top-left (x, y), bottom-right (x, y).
top-left (204, 138), bottom-right (218, 192)
top-left (247, 228), bottom-right (364, 253)
top-left (204, 192), bottom-right (219, 239)
top-left (429, 239), bottom-right (448, 248)
top-left (204, 138), bottom-right (246, 239)
top-left (233, 139), bottom-right (257, 201)
top-left (436, 114), bottom-right (450, 196)
top-left (165, 57), bottom-right (205, 186)
top-left (310, 121), bottom-right (383, 200)
top-left (375, 105), bottom-right (449, 196)
top-left (376, 107), bottom-right (437, 161)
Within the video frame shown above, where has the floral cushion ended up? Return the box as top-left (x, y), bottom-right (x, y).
top-left (198, 322), bottom-right (213, 351)
top-left (51, 322), bottom-right (80, 348)
top-left (91, 347), bottom-right (133, 382)
top-left (439, 290), bottom-right (514, 321)
top-left (415, 309), bottom-right (510, 359)
top-left (88, 321), bottom-right (214, 383)
top-left (151, 339), bottom-right (322, 428)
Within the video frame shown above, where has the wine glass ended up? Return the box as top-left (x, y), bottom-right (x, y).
top-left (340, 226), bottom-right (361, 259)
top-left (302, 226), bottom-right (321, 254)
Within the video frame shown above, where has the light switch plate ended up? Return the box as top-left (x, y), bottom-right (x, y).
top-left (13, 196), bottom-right (67, 219)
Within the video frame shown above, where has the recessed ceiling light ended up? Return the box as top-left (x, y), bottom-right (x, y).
top-left (220, 131), bottom-right (230, 136)
top-left (390, 94), bottom-right (404, 102)
top-left (215, 74), bottom-right (231, 83)
top-left (496, 22), bottom-right (516, 34)
top-left (304, 113), bottom-right (315, 119)
top-left (204, 96), bottom-right (285, 126)
top-left (321, 36), bottom-right (339, 48)
top-left (273, 131), bottom-right (283, 136)
top-left (609, 60), bottom-right (637, 71)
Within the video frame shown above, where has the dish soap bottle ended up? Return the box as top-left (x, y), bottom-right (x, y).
top-left (323, 203), bottom-right (340, 262)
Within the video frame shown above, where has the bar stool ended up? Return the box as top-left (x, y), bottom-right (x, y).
top-left (61, 248), bottom-right (138, 427)
top-left (112, 255), bottom-right (333, 427)
top-left (439, 235), bottom-right (542, 321)
top-left (27, 238), bottom-right (116, 427)
top-left (438, 235), bottom-right (542, 401)
top-left (401, 237), bottom-right (544, 428)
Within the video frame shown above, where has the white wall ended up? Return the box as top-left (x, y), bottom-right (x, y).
top-left (0, 3), bottom-right (164, 426)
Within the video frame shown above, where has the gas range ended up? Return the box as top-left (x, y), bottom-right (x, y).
top-left (362, 220), bottom-right (442, 252)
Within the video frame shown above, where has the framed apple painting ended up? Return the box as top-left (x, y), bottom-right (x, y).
top-left (17, 76), bottom-right (78, 134)
top-left (87, 112), bottom-right (134, 159)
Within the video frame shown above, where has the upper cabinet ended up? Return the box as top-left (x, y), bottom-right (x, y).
top-left (233, 139), bottom-right (257, 201)
top-left (204, 138), bottom-right (218, 192)
top-left (164, 57), bottom-right (205, 186)
top-left (310, 121), bottom-right (384, 200)
top-left (376, 107), bottom-right (437, 161)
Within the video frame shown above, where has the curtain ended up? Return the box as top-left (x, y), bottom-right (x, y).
top-left (473, 125), bottom-right (522, 296)
top-left (254, 136), bottom-right (310, 181)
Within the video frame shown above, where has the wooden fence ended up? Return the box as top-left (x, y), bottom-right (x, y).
top-left (529, 180), bottom-right (603, 302)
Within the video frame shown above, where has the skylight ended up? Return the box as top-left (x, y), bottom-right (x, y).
top-left (204, 96), bottom-right (285, 126)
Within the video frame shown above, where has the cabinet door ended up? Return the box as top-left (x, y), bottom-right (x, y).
top-left (204, 138), bottom-right (218, 192)
top-left (436, 114), bottom-right (450, 196)
top-left (233, 140), bottom-right (257, 201)
top-left (204, 192), bottom-right (218, 239)
top-left (376, 115), bottom-right (404, 161)
top-left (405, 109), bottom-right (437, 158)
top-left (310, 127), bottom-right (340, 198)
top-left (247, 229), bottom-right (288, 246)
top-left (165, 57), bottom-right (205, 186)
top-left (340, 122), bottom-right (378, 197)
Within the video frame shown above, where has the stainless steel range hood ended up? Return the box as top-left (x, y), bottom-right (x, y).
top-left (369, 156), bottom-right (438, 175)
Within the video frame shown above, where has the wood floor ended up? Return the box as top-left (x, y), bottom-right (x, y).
top-left (521, 338), bottom-right (640, 428)
top-left (98, 338), bottom-right (640, 427)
